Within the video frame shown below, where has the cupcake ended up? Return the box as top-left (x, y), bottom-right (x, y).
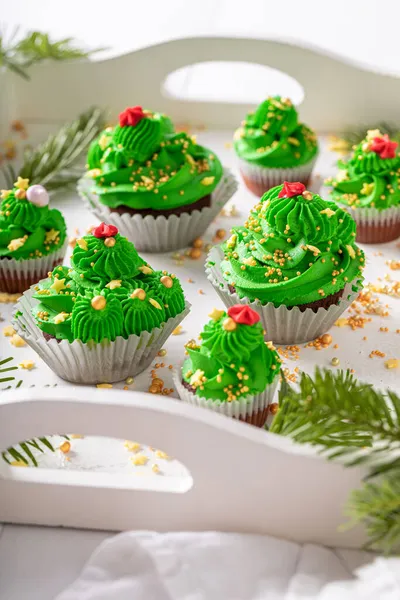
top-left (206, 182), bottom-right (365, 344)
top-left (0, 178), bottom-right (67, 293)
top-left (234, 96), bottom-right (318, 197)
top-left (78, 106), bottom-right (237, 252)
top-left (12, 222), bottom-right (190, 383)
top-left (326, 129), bottom-right (400, 243)
top-left (173, 304), bottom-right (280, 427)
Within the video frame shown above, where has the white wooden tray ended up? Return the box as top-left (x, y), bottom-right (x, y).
top-left (0, 37), bottom-right (399, 551)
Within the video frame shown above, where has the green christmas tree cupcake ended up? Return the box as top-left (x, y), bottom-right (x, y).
top-left (12, 223), bottom-right (189, 383)
top-left (326, 130), bottom-right (400, 243)
top-left (78, 106), bottom-right (237, 252)
top-left (206, 182), bottom-right (365, 344)
top-left (0, 178), bottom-right (67, 293)
top-left (234, 96), bottom-right (318, 197)
top-left (173, 304), bottom-right (280, 427)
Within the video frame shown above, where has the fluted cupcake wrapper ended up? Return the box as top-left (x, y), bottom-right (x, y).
top-left (12, 286), bottom-right (191, 384)
top-left (173, 368), bottom-right (278, 428)
top-left (0, 241), bottom-right (68, 294)
top-left (338, 203), bottom-right (400, 244)
top-left (238, 156), bottom-right (317, 197)
top-left (78, 168), bottom-right (238, 253)
top-left (205, 246), bottom-right (358, 345)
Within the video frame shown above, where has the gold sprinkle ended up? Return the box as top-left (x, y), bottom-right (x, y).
top-left (96, 383), bottom-right (113, 388)
top-left (10, 334), bottom-right (26, 347)
top-left (59, 441), bottom-right (71, 454)
top-left (19, 359), bottom-right (35, 370)
top-left (131, 455), bottom-right (148, 466)
top-left (385, 359), bottom-right (399, 369)
top-left (3, 325), bottom-right (16, 337)
top-left (200, 176), bottom-right (215, 186)
top-left (172, 325), bottom-right (183, 335)
top-left (149, 298), bottom-right (162, 310)
top-left (106, 280), bottom-right (122, 290)
top-left (124, 441), bottom-right (141, 453)
top-left (76, 238), bottom-right (88, 251)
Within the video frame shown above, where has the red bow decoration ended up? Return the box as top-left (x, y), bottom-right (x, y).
top-left (278, 181), bottom-right (306, 198)
top-left (93, 223), bottom-right (119, 239)
top-left (228, 305), bottom-right (260, 326)
top-left (119, 106), bottom-right (146, 128)
top-left (370, 134), bottom-right (398, 159)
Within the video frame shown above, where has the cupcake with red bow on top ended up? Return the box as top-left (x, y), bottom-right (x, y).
top-left (0, 178), bottom-right (67, 293)
top-left (78, 106), bottom-right (237, 252)
top-left (206, 182), bottom-right (364, 344)
top-left (326, 130), bottom-right (400, 243)
top-left (173, 304), bottom-right (280, 427)
top-left (12, 223), bottom-right (190, 384)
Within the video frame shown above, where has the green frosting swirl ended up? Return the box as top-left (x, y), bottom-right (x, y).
top-left (234, 96), bottom-right (318, 168)
top-left (218, 185), bottom-right (364, 306)
top-left (139, 269), bottom-right (185, 320)
top-left (327, 131), bottom-right (400, 211)
top-left (85, 110), bottom-right (223, 211)
top-left (72, 292), bottom-right (124, 343)
top-left (32, 228), bottom-right (186, 343)
top-left (0, 184), bottom-right (66, 260)
top-left (182, 310), bottom-right (280, 402)
top-left (71, 233), bottom-right (145, 284)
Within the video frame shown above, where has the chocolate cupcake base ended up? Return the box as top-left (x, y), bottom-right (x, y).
top-left (0, 244), bottom-right (67, 294)
top-left (175, 373), bottom-right (278, 429)
top-left (355, 221), bottom-right (400, 244)
top-left (111, 194), bottom-right (211, 218)
top-left (334, 203), bottom-right (400, 245)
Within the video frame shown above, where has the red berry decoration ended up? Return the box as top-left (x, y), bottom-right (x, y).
top-left (93, 223), bottom-right (119, 239)
top-left (119, 106), bottom-right (146, 128)
top-left (227, 305), bottom-right (260, 325)
top-left (370, 134), bottom-right (398, 159)
top-left (278, 181), bottom-right (306, 198)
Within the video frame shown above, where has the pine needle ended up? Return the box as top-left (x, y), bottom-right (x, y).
top-left (3, 106), bottom-right (107, 192)
top-left (271, 369), bottom-right (400, 554)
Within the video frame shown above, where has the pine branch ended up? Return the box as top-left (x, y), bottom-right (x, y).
top-left (271, 369), bottom-right (400, 554)
top-left (0, 28), bottom-right (105, 80)
top-left (7, 106), bottom-right (107, 192)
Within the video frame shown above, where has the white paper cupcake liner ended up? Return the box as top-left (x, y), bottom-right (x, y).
top-left (12, 285), bottom-right (191, 384)
top-left (205, 246), bottom-right (359, 345)
top-left (341, 204), bottom-right (400, 227)
top-left (78, 168), bottom-right (238, 253)
top-left (238, 156), bottom-right (317, 192)
top-left (173, 368), bottom-right (278, 425)
top-left (0, 241), bottom-right (68, 293)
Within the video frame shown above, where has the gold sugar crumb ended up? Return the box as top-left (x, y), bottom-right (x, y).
top-left (19, 359), bottom-right (35, 370)
top-left (3, 325), bottom-right (16, 337)
top-left (0, 292), bottom-right (21, 303)
top-left (131, 454), bottom-right (149, 466)
top-left (335, 318), bottom-right (348, 328)
top-left (96, 383), bottom-right (113, 389)
top-left (155, 450), bottom-right (171, 460)
top-left (59, 441), bottom-right (71, 454)
top-left (10, 334), bottom-right (26, 347)
top-left (172, 326), bottom-right (183, 335)
top-left (124, 441), bottom-right (142, 453)
top-left (152, 464), bottom-right (161, 474)
top-left (384, 359), bottom-right (399, 369)
top-left (70, 434), bottom-right (84, 439)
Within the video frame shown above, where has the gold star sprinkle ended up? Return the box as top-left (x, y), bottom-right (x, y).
top-left (320, 208), bottom-right (336, 218)
top-left (10, 334), bottom-right (26, 347)
top-left (385, 359), bottom-right (399, 369)
top-left (106, 280), bottom-right (122, 290)
top-left (190, 369), bottom-right (205, 387)
top-left (53, 312), bottom-right (69, 324)
top-left (124, 441), bottom-right (142, 453)
top-left (139, 265), bottom-right (153, 275)
top-left (98, 134), bottom-right (110, 151)
top-left (366, 129), bottom-right (382, 140)
top-left (172, 325), bottom-right (182, 335)
top-left (131, 455), bottom-right (148, 466)
top-left (44, 229), bottom-right (59, 244)
top-left (208, 308), bottom-right (225, 321)
top-left (19, 359), bottom-right (35, 370)
top-left (14, 177), bottom-right (30, 190)
top-left (149, 298), bottom-right (162, 310)
top-left (0, 189), bottom-right (11, 199)
top-left (305, 245), bottom-right (321, 255)
top-left (50, 278), bottom-right (66, 293)
top-left (3, 325), bottom-right (16, 337)
top-left (346, 245), bottom-right (356, 259)
top-left (8, 236), bottom-right (28, 252)
top-left (360, 182), bottom-right (375, 196)
top-left (201, 176), bottom-right (215, 186)
top-left (76, 238), bottom-right (88, 250)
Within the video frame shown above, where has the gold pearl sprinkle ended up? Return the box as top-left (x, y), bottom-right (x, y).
top-left (104, 237), bottom-right (116, 248)
top-left (160, 275), bottom-right (173, 288)
top-left (223, 317), bottom-right (237, 331)
top-left (131, 288), bottom-right (146, 300)
top-left (91, 295), bottom-right (106, 310)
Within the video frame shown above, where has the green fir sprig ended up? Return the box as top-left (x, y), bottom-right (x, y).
top-left (3, 106), bottom-right (106, 192)
top-left (0, 27), bottom-right (104, 80)
top-left (271, 369), bottom-right (400, 554)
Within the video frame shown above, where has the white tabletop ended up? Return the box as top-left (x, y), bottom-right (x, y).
top-left (0, 131), bottom-right (399, 599)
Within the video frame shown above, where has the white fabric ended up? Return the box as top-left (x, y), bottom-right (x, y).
top-left (56, 531), bottom-right (400, 600)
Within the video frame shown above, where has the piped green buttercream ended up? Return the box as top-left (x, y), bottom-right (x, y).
top-left (219, 184), bottom-right (365, 307)
top-left (327, 130), bottom-right (400, 211)
top-left (234, 96), bottom-right (318, 168)
top-left (182, 310), bottom-right (280, 402)
top-left (85, 109), bottom-right (223, 211)
top-left (32, 227), bottom-right (186, 343)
